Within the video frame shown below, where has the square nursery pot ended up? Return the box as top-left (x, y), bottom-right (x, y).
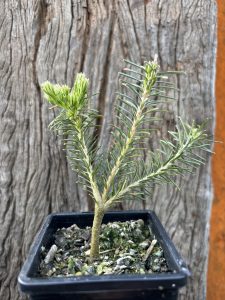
top-left (18, 211), bottom-right (190, 300)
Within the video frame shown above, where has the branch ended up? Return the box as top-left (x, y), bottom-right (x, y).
top-left (75, 121), bottom-right (103, 206)
top-left (105, 123), bottom-right (208, 209)
top-left (102, 92), bottom-right (148, 202)
top-left (42, 74), bottom-right (103, 207)
top-left (102, 60), bottom-right (160, 203)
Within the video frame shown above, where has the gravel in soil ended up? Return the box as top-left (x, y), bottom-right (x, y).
top-left (39, 219), bottom-right (170, 277)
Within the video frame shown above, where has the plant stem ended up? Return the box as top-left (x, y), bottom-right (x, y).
top-left (75, 119), bottom-right (105, 260)
top-left (90, 205), bottom-right (105, 261)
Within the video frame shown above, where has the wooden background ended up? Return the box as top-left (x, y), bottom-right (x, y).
top-left (0, 1), bottom-right (216, 299)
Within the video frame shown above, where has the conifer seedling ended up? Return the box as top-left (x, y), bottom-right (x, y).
top-left (42, 58), bottom-right (210, 262)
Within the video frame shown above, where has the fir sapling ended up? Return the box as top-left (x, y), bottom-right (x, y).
top-left (41, 58), bottom-right (211, 261)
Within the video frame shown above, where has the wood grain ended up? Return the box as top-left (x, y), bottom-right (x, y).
top-left (0, 1), bottom-right (216, 299)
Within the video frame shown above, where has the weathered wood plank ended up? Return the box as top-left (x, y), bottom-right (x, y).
top-left (0, 1), bottom-right (216, 299)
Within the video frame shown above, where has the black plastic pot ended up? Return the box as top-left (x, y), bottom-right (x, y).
top-left (18, 211), bottom-right (190, 300)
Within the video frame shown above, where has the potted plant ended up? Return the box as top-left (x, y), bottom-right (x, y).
top-left (18, 58), bottom-right (210, 300)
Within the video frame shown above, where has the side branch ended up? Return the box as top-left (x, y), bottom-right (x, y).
top-left (76, 125), bottom-right (103, 207)
top-left (105, 133), bottom-right (202, 209)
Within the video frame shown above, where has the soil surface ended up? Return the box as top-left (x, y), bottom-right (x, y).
top-left (39, 219), bottom-right (170, 277)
